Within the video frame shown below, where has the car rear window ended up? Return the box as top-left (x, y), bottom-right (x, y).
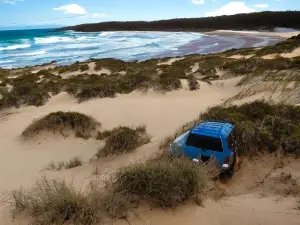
top-left (186, 133), bottom-right (223, 152)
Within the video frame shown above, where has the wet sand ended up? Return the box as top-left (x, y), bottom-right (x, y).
top-left (156, 33), bottom-right (281, 58)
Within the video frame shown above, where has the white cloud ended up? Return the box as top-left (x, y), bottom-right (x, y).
top-left (205, 2), bottom-right (256, 17)
top-left (191, 0), bottom-right (205, 4)
top-left (53, 4), bottom-right (87, 15)
top-left (254, 4), bottom-right (268, 9)
top-left (2, 0), bottom-right (24, 4)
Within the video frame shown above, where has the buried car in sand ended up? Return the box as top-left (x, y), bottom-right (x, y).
top-left (170, 121), bottom-right (237, 171)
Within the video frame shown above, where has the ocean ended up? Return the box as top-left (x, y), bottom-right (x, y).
top-left (0, 29), bottom-right (205, 68)
top-left (0, 29), bottom-right (279, 69)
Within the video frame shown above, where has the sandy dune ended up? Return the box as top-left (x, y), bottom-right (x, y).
top-left (108, 195), bottom-right (299, 225)
top-left (207, 30), bottom-right (300, 38)
top-left (0, 80), bottom-right (239, 195)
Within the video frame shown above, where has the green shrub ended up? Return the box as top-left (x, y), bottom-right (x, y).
top-left (97, 126), bottom-right (150, 157)
top-left (65, 75), bottom-right (117, 102)
top-left (0, 84), bottom-right (50, 109)
top-left (188, 75), bottom-right (199, 91)
top-left (111, 157), bottom-right (206, 207)
top-left (94, 58), bottom-right (127, 73)
top-left (64, 157), bottom-right (83, 169)
top-left (22, 111), bottom-right (100, 139)
top-left (102, 192), bottom-right (139, 219)
top-left (0, 72), bottom-right (64, 109)
top-left (10, 178), bottom-right (99, 225)
top-left (256, 34), bottom-right (300, 56)
top-left (154, 73), bottom-right (182, 91)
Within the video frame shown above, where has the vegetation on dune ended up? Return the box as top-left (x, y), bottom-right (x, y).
top-left (46, 157), bottom-right (83, 171)
top-left (57, 62), bottom-right (90, 74)
top-left (200, 101), bottom-right (300, 157)
top-left (222, 57), bottom-right (300, 76)
top-left (11, 157), bottom-right (206, 224)
top-left (22, 111), bottom-right (100, 139)
top-left (97, 125), bottom-right (150, 157)
top-left (64, 156), bottom-right (83, 169)
top-left (110, 157), bottom-right (206, 207)
top-left (10, 178), bottom-right (101, 225)
top-left (223, 47), bottom-right (256, 56)
top-left (2, 33), bottom-right (300, 110)
top-left (188, 75), bottom-right (199, 90)
top-left (0, 71), bottom-right (64, 109)
top-left (57, 11), bottom-right (300, 32)
top-left (256, 34), bottom-right (300, 56)
top-left (65, 74), bottom-right (118, 102)
top-left (94, 58), bottom-right (128, 73)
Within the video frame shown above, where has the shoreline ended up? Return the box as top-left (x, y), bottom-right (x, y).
top-left (156, 33), bottom-right (281, 58)
top-left (1, 31), bottom-right (287, 70)
top-left (204, 30), bottom-right (300, 39)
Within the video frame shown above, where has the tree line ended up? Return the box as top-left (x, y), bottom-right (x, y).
top-left (57, 11), bottom-right (300, 32)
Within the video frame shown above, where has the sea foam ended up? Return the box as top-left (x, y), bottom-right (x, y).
top-left (0, 44), bottom-right (31, 51)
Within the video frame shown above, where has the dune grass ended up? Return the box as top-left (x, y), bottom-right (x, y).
top-left (187, 75), bottom-right (199, 90)
top-left (256, 34), bottom-right (300, 56)
top-left (65, 157), bottom-right (83, 169)
top-left (10, 178), bottom-right (100, 225)
top-left (97, 125), bottom-right (150, 157)
top-left (10, 156), bottom-right (206, 224)
top-left (22, 111), bottom-right (100, 139)
top-left (46, 157), bottom-right (83, 171)
top-left (110, 157), bottom-right (206, 207)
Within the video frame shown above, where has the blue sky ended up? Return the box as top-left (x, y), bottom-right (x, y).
top-left (0, 0), bottom-right (299, 27)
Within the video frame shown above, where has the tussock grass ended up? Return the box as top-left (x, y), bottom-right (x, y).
top-left (65, 157), bottom-right (83, 169)
top-left (57, 62), bottom-right (89, 74)
top-left (0, 72), bottom-right (63, 110)
top-left (256, 34), bottom-right (300, 56)
top-left (187, 75), bottom-right (199, 91)
top-left (101, 192), bottom-right (139, 219)
top-left (46, 157), bottom-right (83, 171)
top-left (97, 125), bottom-right (150, 157)
top-left (22, 111), bottom-right (100, 139)
top-left (10, 157), bottom-right (207, 223)
top-left (10, 178), bottom-right (100, 225)
top-left (111, 157), bottom-right (206, 207)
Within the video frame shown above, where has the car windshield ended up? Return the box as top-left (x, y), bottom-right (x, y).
top-left (186, 133), bottom-right (223, 152)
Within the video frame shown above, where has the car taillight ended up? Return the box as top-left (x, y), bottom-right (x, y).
top-left (224, 157), bottom-right (229, 164)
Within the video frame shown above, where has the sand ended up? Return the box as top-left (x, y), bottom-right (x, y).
top-left (229, 54), bottom-right (254, 59)
top-left (206, 30), bottom-right (300, 39)
top-left (157, 57), bottom-right (185, 65)
top-left (107, 195), bottom-right (299, 225)
top-left (281, 47), bottom-right (300, 58)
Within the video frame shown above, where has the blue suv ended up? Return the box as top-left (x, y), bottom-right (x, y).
top-left (170, 121), bottom-right (236, 171)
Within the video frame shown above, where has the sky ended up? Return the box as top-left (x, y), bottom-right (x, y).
top-left (0, 0), bottom-right (299, 27)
